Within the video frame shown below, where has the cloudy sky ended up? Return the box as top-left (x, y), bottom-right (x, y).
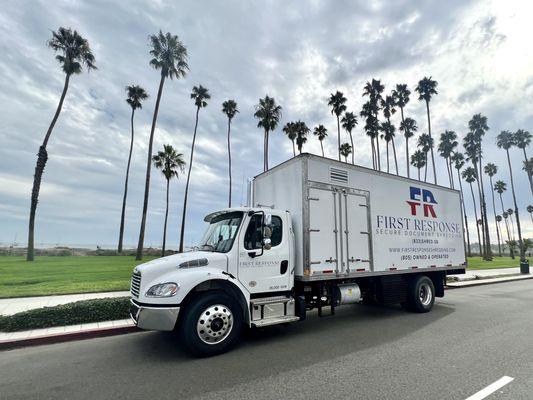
top-left (1, 0), bottom-right (532, 250)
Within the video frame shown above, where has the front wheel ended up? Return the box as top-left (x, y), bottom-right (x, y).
top-left (405, 275), bottom-right (435, 313)
top-left (179, 292), bottom-right (243, 357)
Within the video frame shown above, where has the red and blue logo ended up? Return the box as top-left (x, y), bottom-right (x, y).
top-left (406, 187), bottom-right (437, 218)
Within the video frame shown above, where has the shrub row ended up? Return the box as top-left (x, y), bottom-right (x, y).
top-left (0, 297), bottom-right (131, 332)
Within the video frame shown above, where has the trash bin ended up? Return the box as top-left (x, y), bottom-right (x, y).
top-left (520, 259), bottom-right (530, 274)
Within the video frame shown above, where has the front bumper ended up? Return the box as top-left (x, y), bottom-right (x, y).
top-left (130, 299), bottom-right (180, 331)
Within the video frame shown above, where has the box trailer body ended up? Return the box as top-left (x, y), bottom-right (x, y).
top-left (129, 154), bottom-right (466, 356)
top-left (252, 154), bottom-right (466, 280)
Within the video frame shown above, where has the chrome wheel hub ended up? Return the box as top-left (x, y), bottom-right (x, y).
top-left (196, 304), bottom-right (233, 345)
top-left (419, 283), bottom-right (432, 306)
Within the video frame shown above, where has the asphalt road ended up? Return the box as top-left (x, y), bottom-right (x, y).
top-left (1, 280), bottom-right (533, 400)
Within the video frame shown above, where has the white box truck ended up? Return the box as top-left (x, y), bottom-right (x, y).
top-left (130, 154), bottom-right (466, 356)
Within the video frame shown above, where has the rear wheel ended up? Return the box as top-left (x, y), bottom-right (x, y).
top-left (405, 275), bottom-right (435, 313)
top-left (180, 292), bottom-right (243, 357)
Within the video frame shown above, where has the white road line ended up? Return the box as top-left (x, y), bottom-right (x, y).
top-left (465, 376), bottom-right (515, 400)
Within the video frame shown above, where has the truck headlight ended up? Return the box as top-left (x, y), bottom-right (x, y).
top-left (145, 282), bottom-right (179, 297)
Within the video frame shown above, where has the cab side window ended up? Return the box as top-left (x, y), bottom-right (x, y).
top-left (244, 215), bottom-right (283, 250)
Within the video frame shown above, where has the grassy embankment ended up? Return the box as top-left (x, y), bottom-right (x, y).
top-left (0, 255), bottom-right (526, 298)
top-left (0, 256), bottom-right (156, 298)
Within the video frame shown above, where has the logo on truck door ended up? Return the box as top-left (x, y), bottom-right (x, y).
top-left (406, 187), bottom-right (437, 218)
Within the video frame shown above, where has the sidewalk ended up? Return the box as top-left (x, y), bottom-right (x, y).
top-left (448, 267), bottom-right (524, 281)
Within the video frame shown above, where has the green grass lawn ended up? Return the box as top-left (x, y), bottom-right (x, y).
top-left (466, 256), bottom-right (528, 270)
top-left (0, 256), bottom-right (157, 298)
top-left (0, 255), bottom-right (526, 298)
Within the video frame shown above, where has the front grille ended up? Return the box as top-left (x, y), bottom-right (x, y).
top-left (131, 271), bottom-right (141, 298)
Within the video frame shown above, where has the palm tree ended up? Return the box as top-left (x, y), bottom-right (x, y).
top-left (328, 91), bottom-right (347, 161)
top-left (380, 121), bottom-right (396, 173)
top-left (254, 95), bottom-right (282, 171)
top-left (523, 158), bottom-right (533, 187)
top-left (340, 143), bottom-right (352, 162)
top-left (381, 94), bottom-right (399, 174)
top-left (462, 166), bottom-right (483, 256)
top-left (360, 101), bottom-right (379, 169)
top-left (392, 84), bottom-right (411, 176)
top-left (497, 130), bottom-right (527, 270)
top-left (496, 215), bottom-right (504, 253)
top-left (452, 152), bottom-right (472, 257)
top-left (417, 134), bottom-right (433, 182)
top-left (136, 31), bottom-right (188, 260)
top-left (506, 240), bottom-right (518, 259)
top-left (341, 112), bottom-right (357, 164)
top-left (179, 85), bottom-right (210, 253)
top-left (514, 129), bottom-right (533, 195)
top-left (153, 145), bottom-right (185, 257)
top-left (415, 77), bottom-right (438, 184)
top-left (484, 163), bottom-right (502, 256)
top-left (27, 27), bottom-right (97, 261)
top-left (283, 122), bottom-right (297, 157)
top-left (295, 121), bottom-right (310, 154)
top-left (222, 100), bottom-right (238, 208)
top-left (528, 205), bottom-right (533, 223)
top-left (468, 114), bottom-right (492, 260)
top-left (363, 79), bottom-right (385, 170)
top-left (410, 150), bottom-right (426, 181)
top-left (507, 208), bottom-right (516, 240)
top-left (494, 180), bottom-right (513, 258)
top-left (438, 130), bottom-right (458, 188)
top-left (313, 125), bottom-right (328, 157)
top-left (118, 85), bottom-right (148, 254)
top-left (400, 117), bottom-right (417, 178)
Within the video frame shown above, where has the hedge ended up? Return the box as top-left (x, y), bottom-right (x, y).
top-left (0, 297), bottom-right (131, 332)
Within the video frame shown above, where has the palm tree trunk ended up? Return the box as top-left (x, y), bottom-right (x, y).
top-left (391, 138), bottom-right (398, 174)
top-left (162, 178), bottom-right (170, 257)
top-left (489, 176), bottom-right (502, 257)
top-left (349, 132), bottom-right (354, 164)
top-left (424, 152), bottom-right (428, 182)
top-left (227, 118), bottom-right (232, 208)
top-left (27, 73), bottom-right (71, 261)
top-left (263, 130), bottom-right (267, 171)
top-left (400, 107), bottom-right (409, 178)
top-left (457, 168), bottom-right (471, 257)
top-left (469, 182), bottom-right (482, 256)
top-left (445, 158), bottom-right (452, 188)
top-left (179, 106), bottom-right (200, 253)
top-left (118, 108), bottom-right (135, 254)
top-left (370, 138), bottom-right (376, 169)
top-left (478, 158), bottom-right (492, 260)
top-left (336, 116), bottom-right (341, 161)
top-left (266, 129), bottom-right (270, 170)
top-left (386, 142), bottom-right (390, 173)
top-left (425, 100), bottom-right (437, 184)
top-left (320, 141), bottom-right (324, 157)
top-left (522, 148), bottom-right (533, 195)
top-left (418, 168), bottom-right (420, 181)
top-left (376, 135), bottom-right (381, 171)
top-left (506, 149), bottom-right (527, 266)
top-left (449, 158), bottom-right (455, 189)
top-left (472, 161), bottom-right (486, 259)
top-left (499, 193), bottom-right (513, 258)
top-left (292, 139), bottom-right (296, 157)
top-left (136, 74), bottom-right (166, 260)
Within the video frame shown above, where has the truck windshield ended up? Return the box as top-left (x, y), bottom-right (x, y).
top-left (199, 211), bottom-right (243, 253)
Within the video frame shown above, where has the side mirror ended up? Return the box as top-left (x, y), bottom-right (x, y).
top-left (263, 238), bottom-right (272, 250)
top-left (263, 213), bottom-right (273, 239)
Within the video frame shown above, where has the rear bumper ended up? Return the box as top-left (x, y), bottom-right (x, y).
top-left (130, 299), bottom-right (180, 331)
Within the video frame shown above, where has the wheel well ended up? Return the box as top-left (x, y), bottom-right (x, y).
top-left (179, 279), bottom-right (249, 325)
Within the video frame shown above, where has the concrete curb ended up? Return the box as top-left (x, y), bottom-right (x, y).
top-left (446, 275), bottom-right (533, 289)
top-left (0, 325), bottom-right (140, 351)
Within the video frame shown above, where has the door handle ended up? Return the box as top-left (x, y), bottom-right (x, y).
top-left (280, 260), bottom-right (288, 274)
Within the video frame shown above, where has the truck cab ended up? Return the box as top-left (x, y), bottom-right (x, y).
top-left (130, 207), bottom-right (297, 356)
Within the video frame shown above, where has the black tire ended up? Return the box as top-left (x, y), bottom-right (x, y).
top-left (179, 292), bottom-right (243, 357)
top-left (405, 275), bottom-right (435, 313)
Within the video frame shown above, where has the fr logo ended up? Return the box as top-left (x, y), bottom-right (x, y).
top-left (406, 187), bottom-right (437, 218)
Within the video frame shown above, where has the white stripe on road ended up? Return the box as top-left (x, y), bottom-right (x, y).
top-left (465, 376), bottom-right (514, 400)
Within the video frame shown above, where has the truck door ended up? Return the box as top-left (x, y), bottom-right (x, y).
top-left (308, 186), bottom-right (371, 276)
top-left (237, 212), bottom-right (292, 293)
